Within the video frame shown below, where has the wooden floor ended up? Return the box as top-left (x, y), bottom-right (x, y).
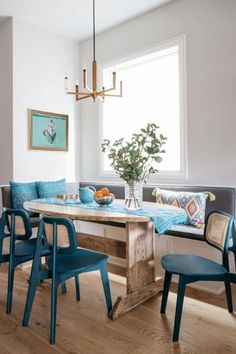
top-left (0, 265), bottom-right (236, 354)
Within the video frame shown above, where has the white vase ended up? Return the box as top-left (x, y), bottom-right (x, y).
top-left (125, 182), bottom-right (143, 209)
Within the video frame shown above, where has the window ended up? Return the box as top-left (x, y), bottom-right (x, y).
top-left (99, 36), bottom-right (186, 180)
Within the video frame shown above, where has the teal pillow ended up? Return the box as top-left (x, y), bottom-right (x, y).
top-left (10, 181), bottom-right (38, 216)
top-left (36, 179), bottom-right (67, 198)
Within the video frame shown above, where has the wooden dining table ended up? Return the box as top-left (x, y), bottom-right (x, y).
top-left (24, 200), bottom-right (163, 319)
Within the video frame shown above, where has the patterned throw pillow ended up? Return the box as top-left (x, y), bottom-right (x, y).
top-left (10, 181), bottom-right (38, 216)
top-left (36, 179), bottom-right (67, 198)
top-left (152, 188), bottom-right (215, 227)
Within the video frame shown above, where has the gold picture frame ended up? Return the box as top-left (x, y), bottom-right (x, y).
top-left (29, 109), bottom-right (69, 151)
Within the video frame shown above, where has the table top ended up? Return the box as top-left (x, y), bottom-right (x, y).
top-left (24, 200), bottom-right (152, 223)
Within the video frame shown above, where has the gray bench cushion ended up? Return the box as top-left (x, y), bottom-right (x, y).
top-left (166, 224), bottom-right (204, 241)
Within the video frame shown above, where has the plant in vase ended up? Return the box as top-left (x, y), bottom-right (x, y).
top-left (101, 123), bottom-right (167, 209)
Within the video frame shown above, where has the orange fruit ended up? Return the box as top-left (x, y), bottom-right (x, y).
top-left (101, 187), bottom-right (110, 196)
top-left (94, 191), bottom-right (103, 199)
top-left (108, 193), bottom-right (114, 198)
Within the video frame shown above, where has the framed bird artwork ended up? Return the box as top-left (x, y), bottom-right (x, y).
top-left (28, 109), bottom-right (68, 151)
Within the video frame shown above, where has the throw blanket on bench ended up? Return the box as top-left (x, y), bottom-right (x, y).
top-left (34, 199), bottom-right (188, 234)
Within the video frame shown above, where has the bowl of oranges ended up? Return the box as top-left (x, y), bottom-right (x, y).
top-left (94, 187), bottom-right (115, 206)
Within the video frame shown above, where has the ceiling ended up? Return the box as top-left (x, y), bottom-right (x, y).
top-left (0, 0), bottom-right (173, 41)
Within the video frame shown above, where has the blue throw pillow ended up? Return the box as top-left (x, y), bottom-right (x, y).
top-left (10, 181), bottom-right (38, 216)
top-left (36, 179), bottom-right (67, 198)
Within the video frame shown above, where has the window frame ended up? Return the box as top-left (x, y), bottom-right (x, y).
top-left (98, 35), bottom-right (187, 182)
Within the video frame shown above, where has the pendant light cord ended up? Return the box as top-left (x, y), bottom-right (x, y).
top-left (93, 0), bottom-right (96, 61)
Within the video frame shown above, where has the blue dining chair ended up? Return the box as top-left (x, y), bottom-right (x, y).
top-left (160, 210), bottom-right (236, 342)
top-left (0, 208), bottom-right (52, 314)
top-left (23, 216), bottom-right (112, 344)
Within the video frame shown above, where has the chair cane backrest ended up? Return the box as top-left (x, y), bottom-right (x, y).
top-left (44, 223), bottom-right (70, 248)
top-left (8, 215), bottom-right (28, 236)
top-left (204, 211), bottom-right (234, 253)
top-left (1, 209), bottom-right (32, 240)
top-left (42, 216), bottom-right (77, 255)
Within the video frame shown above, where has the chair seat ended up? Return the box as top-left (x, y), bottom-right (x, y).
top-left (47, 248), bottom-right (108, 274)
top-left (14, 238), bottom-right (50, 257)
top-left (161, 254), bottom-right (227, 277)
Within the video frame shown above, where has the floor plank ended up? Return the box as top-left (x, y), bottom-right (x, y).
top-left (0, 265), bottom-right (235, 353)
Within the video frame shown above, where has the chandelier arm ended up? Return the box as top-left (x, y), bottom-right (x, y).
top-left (67, 91), bottom-right (79, 95)
top-left (83, 69), bottom-right (87, 88)
top-left (97, 80), bottom-right (122, 96)
top-left (97, 86), bottom-right (115, 95)
top-left (77, 92), bottom-right (93, 96)
top-left (77, 93), bottom-right (94, 100)
top-left (67, 91), bottom-right (93, 96)
top-left (101, 93), bottom-right (122, 97)
top-left (85, 86), bottom-right (93, 93)
top-left (112, 72), bottom-right (116, 89)
top-left (65, 76), bottom-right (68, 94)
top-left (82, 69), bottom-right (93, 92)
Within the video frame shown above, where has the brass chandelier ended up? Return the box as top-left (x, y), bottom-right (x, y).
top-left (65, 0), bottom-right (122, 102)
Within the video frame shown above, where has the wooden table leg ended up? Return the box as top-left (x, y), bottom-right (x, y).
top-left (109, 221), bottom-right (163, 320)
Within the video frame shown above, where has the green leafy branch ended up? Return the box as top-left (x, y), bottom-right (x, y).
top-left (101, 123), bottom-right (167, 184)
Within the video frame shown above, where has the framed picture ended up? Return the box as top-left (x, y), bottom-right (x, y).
top-left (29, 109), bottom-right (68, 151)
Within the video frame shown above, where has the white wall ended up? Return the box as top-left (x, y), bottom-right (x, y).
top-left (0, 18), bottom-right (13, 184)
top-left (12, 19), bottom-right (80, 182)
top-left (79, 0), bottom-right (236, 186)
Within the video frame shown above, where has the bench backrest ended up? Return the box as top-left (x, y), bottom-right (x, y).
top-left (79, 182), bottom-right (236, 219)
top-left (1, 182), bottom-right (235, 219)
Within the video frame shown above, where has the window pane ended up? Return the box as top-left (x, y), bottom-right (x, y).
top-left (102, 45), bottom-right (181, 173)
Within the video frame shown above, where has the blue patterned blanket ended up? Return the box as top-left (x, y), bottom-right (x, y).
top-left (34, 198), bottom-right (188, 235)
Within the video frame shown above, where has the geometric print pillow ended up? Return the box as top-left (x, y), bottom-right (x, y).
top-left (152, 188), bottom-right (215, 228)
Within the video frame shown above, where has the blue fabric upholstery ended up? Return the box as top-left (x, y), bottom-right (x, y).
top-left (10, 181), bottom-right (38, 216)
top-left (36, 179), bottom-right (67, 198)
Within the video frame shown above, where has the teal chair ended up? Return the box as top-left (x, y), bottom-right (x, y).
top-left (0, 209), bottom-right (51, 314)
top-left (23, 216), bottom-right (112, 344)
top-left (160, 211), bottom-right (236, 341)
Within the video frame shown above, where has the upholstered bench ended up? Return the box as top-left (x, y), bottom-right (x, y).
top-left (79, 182), bottom-right (236, 240)
top-left (1, 181), bottom-right (235, 293)
top-left (1, 182), bottom-right (235, 239)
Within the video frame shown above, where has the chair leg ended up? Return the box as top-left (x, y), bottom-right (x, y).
top-left (75, 275), bottom-right (80, 301)
top-left (22, 280), bottom-right (38, 326)
top-left (50, 276), bottom-right (58, 344)
top-left (6, 262), bottom-right (15, 314)
top-left (225, 279), bottom-right (233, 313)
top-left (100, 264), bottom-right (112, 313)
top-left (173, 276), bottom-right (186, 342)
top-left (61, 282), bottom-right (67, 294)
top-left (160, 271), bottom-right (172, 314)
top-left (39, 258), bottom-right (44, 284)
top-left (23, 244), bottom-right (42, 326)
